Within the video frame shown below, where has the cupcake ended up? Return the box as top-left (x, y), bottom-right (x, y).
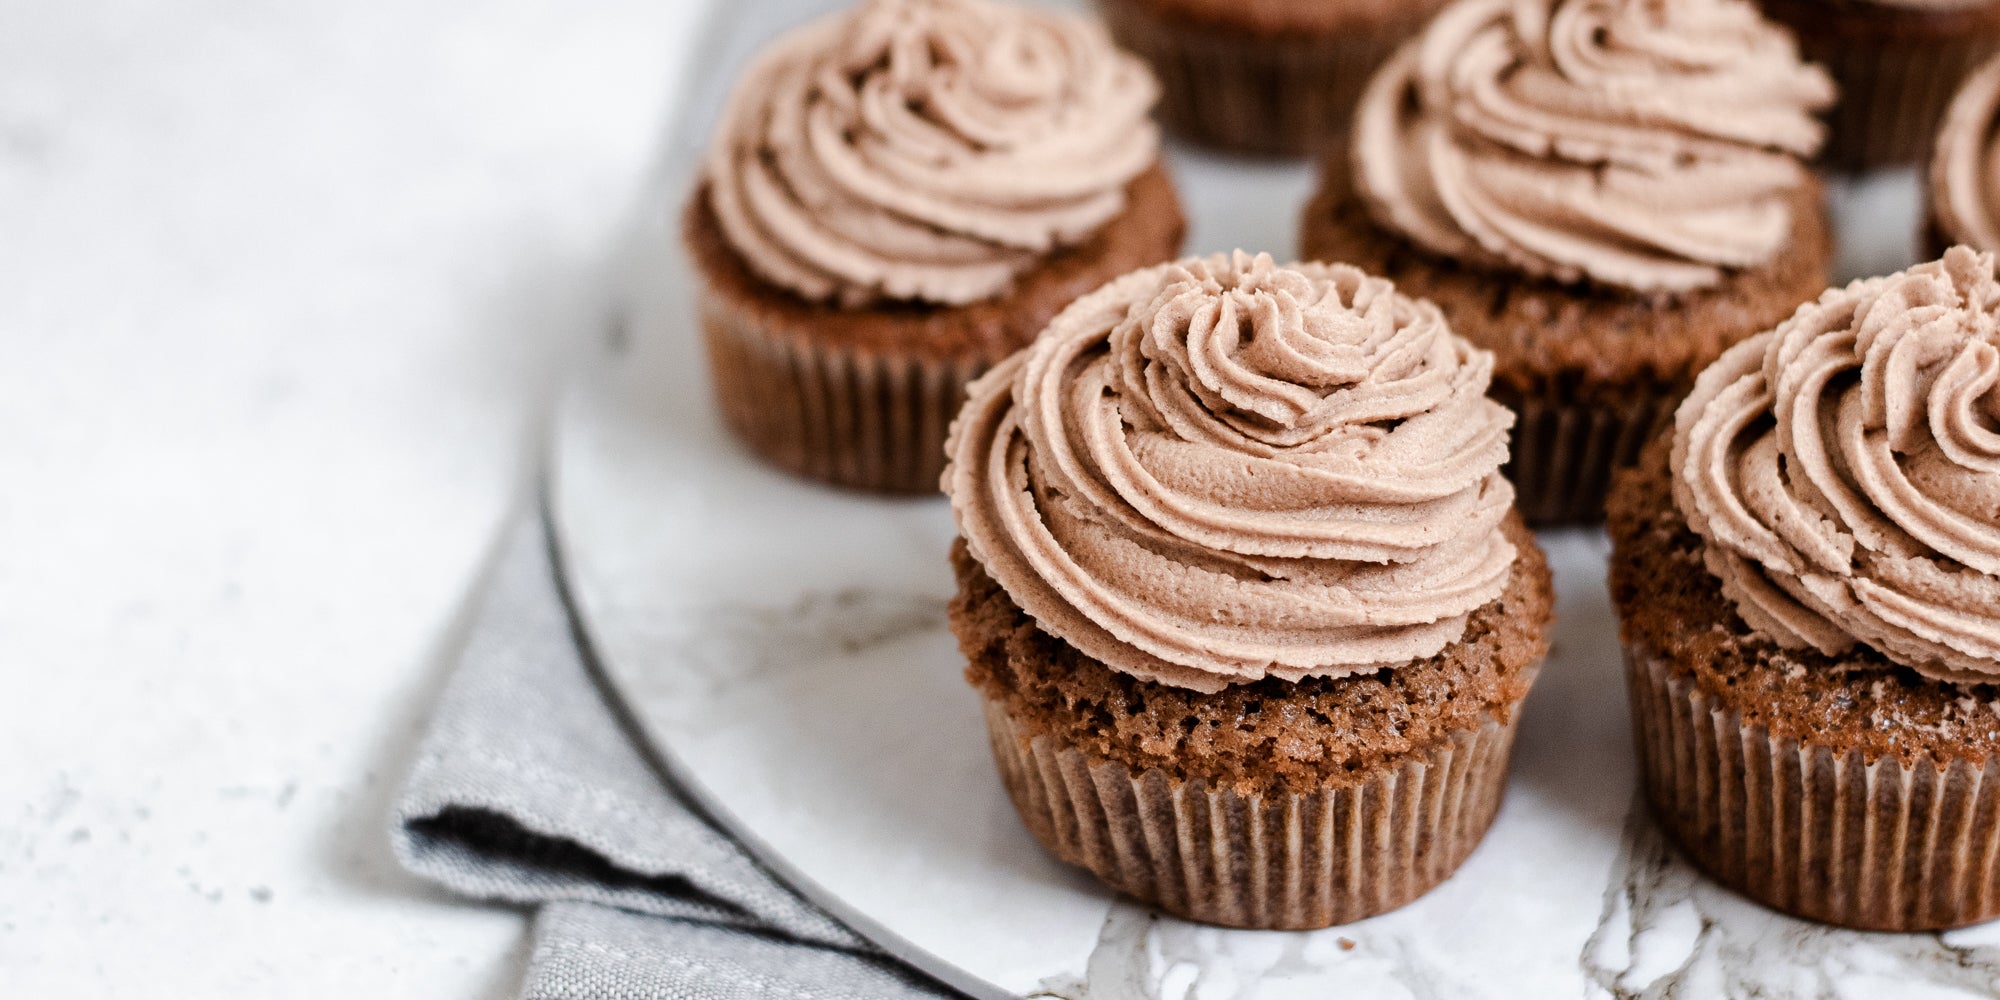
top-left (944, 251), bottom-right (1553, 929)
top-left (1610, 247), bottom-right (2000, 930)
top-left (1761, 0), bottom-right (2000, 172)
top-left (1928, 51), bottom-right (2000, 257)
top-left (687, 0), bottom-right (1185, 494)
top-left (1093, 0), bottom-right (1452, 158)
top-left (1301, 0), bottom-right (1837, 525)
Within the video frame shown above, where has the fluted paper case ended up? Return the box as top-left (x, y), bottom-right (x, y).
top-left (1627, 646), bottom-right (2000, 931)
top-left (699, 287), bottom-right (983, 495)
top-left (1094, 0), bottom-right (1442, 159)
top-left (979, 695), bottom-right (1522, 929)
top-left (1501, 386), bottom-right (1679, 527)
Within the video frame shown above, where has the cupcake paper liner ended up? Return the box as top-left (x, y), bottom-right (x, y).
top-left (1499, 386), bottom-right (1679, 527)
top-left (1791, 23), bottom-right (2000, 171)
top-left (1626, 646), bottom-right (2000, 931)
top-left (698, 286), bottom-right (984, 495)
top-left (1094, 0), bottom-right (1440, 158)
top-left (979, 695), bottom-right (1520, 929)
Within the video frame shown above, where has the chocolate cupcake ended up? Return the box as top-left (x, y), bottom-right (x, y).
top-left (944, 252), bottom-right (1553, 929)
top-left (1762, 0), bottom-right (2000, 172)
top-left (1301, 0), bottom-right (1836, 525)
top-left (1928, 52), bottom-right (2000, 257)
top-left (688, 0), bottom-right (1185, 494)
top-left (1611, 247), bottom-right (2000, 930)
top-left (1093, 0), bottom-right (1451, 158)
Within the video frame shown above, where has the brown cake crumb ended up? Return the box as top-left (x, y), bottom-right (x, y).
top-left (949, 514), bottom-right (1553, 797)
top-left (1608, 434), bottom-right (2000, 766)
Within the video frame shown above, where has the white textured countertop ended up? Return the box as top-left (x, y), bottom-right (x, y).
top-left (0, 1), bottom-right (709, 994)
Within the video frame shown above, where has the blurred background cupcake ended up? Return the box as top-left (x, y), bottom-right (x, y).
top-left (688, 0), bottom-right (1185, 493)
top-left (945, 252), bottom-right (1552, 929)
top-left (1302, 0), bottom-right (1835, 525)
top-left (1611, 248), bottom-right (2000, 930)
top-left (1762, 0), bottom-right (2000, 172)
top-left (1928, 51), bottom-right (2000, 255)
top-left (1095, 0), bottom-right (1451, 158)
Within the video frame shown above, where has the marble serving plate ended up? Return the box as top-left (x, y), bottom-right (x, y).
top-left (548, 1), bottom-right (2000, 995)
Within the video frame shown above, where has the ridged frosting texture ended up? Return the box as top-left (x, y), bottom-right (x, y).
top-left (1351, 0), bottom-right (1834, 295)
top-left (1933, 53), bottom-right (2000, 255)
top-left (946, 252), bottom-right (1519, 693)
top-left (1673, 247), bottom-right (2000, 683)
top-left (702, 0), bottom-right (1159, 308)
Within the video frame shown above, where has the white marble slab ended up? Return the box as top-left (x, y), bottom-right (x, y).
top-left (550, 1), bottom-right (2000, 994)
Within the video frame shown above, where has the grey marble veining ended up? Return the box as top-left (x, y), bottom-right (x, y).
top-left (612, 589), bottom-right (951, 731)
top-left (1584, 803), bottom-right (2000, 1000)
top-left (548, 0), bottom-right (1985, 990)
top-left (556, 184), bottom-right (1632, 995)
top-left (555, 153), bottom-right (1990, 1000)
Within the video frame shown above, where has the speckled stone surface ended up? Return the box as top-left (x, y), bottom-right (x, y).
top-left (0, 1), bottom-right (710, 995)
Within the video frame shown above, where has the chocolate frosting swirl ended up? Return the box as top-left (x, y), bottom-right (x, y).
top-left (945, 252), bottom-right (1520, 693)
top-left (1933, 53), bottom-right (2000, 255)
top-left (1673, 247), bottom-right (2000, 683)
top-left (1351, 0), bottom-right (1834, 294)
top-left (702, 0), bottom-right (1160, 308)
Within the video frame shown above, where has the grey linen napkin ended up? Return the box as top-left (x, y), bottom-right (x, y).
top-left (391, 510), bottom-right (958, 999)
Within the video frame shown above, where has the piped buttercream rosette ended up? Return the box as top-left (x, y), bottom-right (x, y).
top-left (1352, 0), bottom-right (1833, 294)
top-left (704, 0), bottom-right (1159, 307)
top-left (946, 252), bottom-right (1520, 692)
top-left (1674, 247), bottom-right (2000, 683)
top-left (1933, 53), bottom-right (2000, 255)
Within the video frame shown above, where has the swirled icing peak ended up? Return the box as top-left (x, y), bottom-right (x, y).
top-left (1673, 247), bottom-right (2000, 683)
top-left (945, 252), bottom-right (1520, 692)
top-left (1352, 0), bottom-right (1834, 294)
top-left (702, 0), bottom-right (1160, 307)
top-left (1932, 53), bottom-right (2000, 255)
